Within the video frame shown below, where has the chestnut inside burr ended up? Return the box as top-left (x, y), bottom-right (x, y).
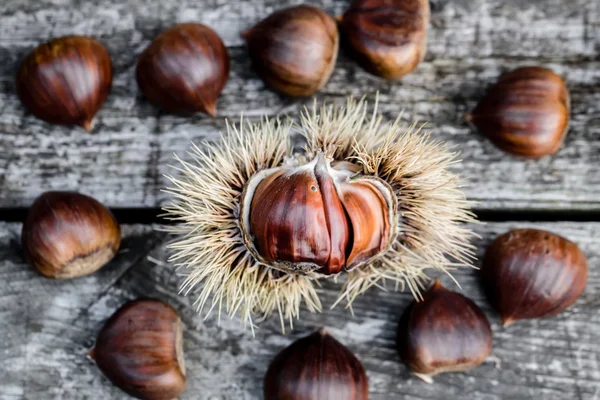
top-left (240, 153), bottom-right (397, 275)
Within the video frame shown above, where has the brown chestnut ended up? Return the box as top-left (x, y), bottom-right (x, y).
top-left (21, 191), bottom-right (121, 279)
top-left (264, 328), bottom-right (368, 400)
top-left (239, 152), bottom-right (396, 276)
top-left (481, 228), bottom-right (588, 326)
top-left (136, 23), bottom-right (230, 117)
top-left (466, 66), bottom-right (570, 158)
top-left (16, 36), bottom-right (112, 131)
top-left (339, 0), bottom-right (430, 80)
top-left (243, 5), bottom-right (339, 97)
top-left (397, 280), bottom-right (493, 383)
top-left (90, 299), bottom-right (186, 400)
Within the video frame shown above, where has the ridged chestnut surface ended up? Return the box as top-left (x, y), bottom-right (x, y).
top-left (16, 36), bottom-right (112, 131)
top-left (339, 0), bottom-right (430, 79)
top-left (91, 299), bottom-right (186, 400)
top-left (21, 191), bottom-right (121, 279)
top-left (240, 153), bottom-right (396, 275)
top-left (397, 280), bottom-right (493, 383)
top-left (137, 23), bottom-right (230, 116)
top-left (481, 228), bottom-right (587, 326)
top-left (467, 66), bottom-right (570, 158)
top-left (264, 328), bottom-right (369, 400)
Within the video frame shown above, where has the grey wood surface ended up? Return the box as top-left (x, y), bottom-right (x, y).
top-left (1, 0), bottom-right (599, 399)
top-left (0, 0), bottom-right (598, 210)
top-left (1, 221), bottom-right (599, 400)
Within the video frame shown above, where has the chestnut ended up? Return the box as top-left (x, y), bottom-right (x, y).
top-left (90, 299), bottom-right (186, 400)
top-left (397, 280), bottom-right (493, 383)
top-left (243, 5), bottom-right (339, 97)
top-left (264, 328), bottom-right (368, 400)
top-left (339, 0), bottom-right (430, 80)
top-left (136, 23), bottom-right (230, 117)
top-left (240, 152), bottom-right (396, 275)
top-left (481, 228), bottom-right (588, 326)
top-left (21, 191), bottom-right (121, 279)
top-left (466, 66), bottom-right (570, 158)
top-left (16, 35), bottom-right (112, 131)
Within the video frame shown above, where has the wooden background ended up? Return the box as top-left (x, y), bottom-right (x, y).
top-left (0, 0), bottom-right (599, 399)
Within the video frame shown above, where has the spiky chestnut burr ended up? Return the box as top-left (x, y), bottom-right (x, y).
top-left (163, 98), bottom-right (475, 331)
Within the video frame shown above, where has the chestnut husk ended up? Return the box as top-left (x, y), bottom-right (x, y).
top-left (339, 0), bottom-right (430, 80)
top-left (264, 328), bottom-right (369, 400)
top-left (243, 5), bottom-right (339, 97)
top-left (481, 228), bottom-right (588, 326)
top-left (21, 191), bottom-right (121, 279)
top-left (466, 66), bottom-right (570, 158)
top-left (162, 98), bottom-right (476, 328)
top-left (16, 35), bottom-right (112, 131)
top-left (90, 299), bottom-right (186, 400)
top-left (397, 280), bottom-right (493, 383)
top-left (136, 23), bottom-right (230, 117)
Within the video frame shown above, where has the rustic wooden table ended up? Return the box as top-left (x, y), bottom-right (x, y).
top-left (0, 0), bottom-right (599, 399)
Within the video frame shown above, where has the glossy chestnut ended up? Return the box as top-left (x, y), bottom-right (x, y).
top-left (264, 328), bottom-right (368, 400)
top-left (90, 299), bottom-right (186, 400)
top-left (481, 228), bottom-right (587, 326)
top-left (339, 0), bottom-right (430, 79)
top-left (243, 5), bottom-right (339, 97)
top-left (239, 153), bottom-right (396, 275)
top-left (137, 23), bottom-right (230, 116)
top-left (466, 66), bottom-right (570, 158)
top-left (397, 280), bottom-right (493, 383)
top-left (21, 191), bottom-right (121, 279)
top-left (16, 36), bottom-right (112, 131)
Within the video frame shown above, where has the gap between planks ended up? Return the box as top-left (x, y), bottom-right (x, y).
top-left (2, 208), bottom-right (600, 224)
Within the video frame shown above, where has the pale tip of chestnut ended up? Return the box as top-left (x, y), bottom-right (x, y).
top-left (204, 102), bottom-right (217, 118)
top-left (81, 119), bottom-right (94, 132)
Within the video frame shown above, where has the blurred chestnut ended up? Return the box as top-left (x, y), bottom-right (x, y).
top-left (339, 0), bottom-right (430, 80)
top-left (397, 280), bottom-right (492, 383)
top-left (137, 23), bottom-right (230, 117)
top-left (482, 228), bottom-right (587, 326)
top-left (90, 299), bottom-right (186, 400)
top-left (16, 36), bottom-right (112, 131)
top-left (243, 5), bottom-right (339, 97)
top-left (264, 328), bottom-right (368, 400)
top-left (466, 66), bottom-right (570, 158)
top-left (21, 191), bottom-right (121, 279)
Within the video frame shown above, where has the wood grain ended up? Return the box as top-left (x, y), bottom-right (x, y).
top-left (0, 0), bottom-right (598, 210)
top-left (1, 221), bottom-right (598, 399)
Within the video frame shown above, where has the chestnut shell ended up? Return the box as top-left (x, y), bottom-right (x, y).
top-left (264, 328), bottom-right (369, 400)
top-left (339, 0), bottom-right (430, 80)
top-left (21, 191), bottom-right (121, 279)
top-left (91, 299), bottom-right (186, 400)
top-left (467, 66), bottom-right (570, 158)
top-left (397, 280), bottom-right (493, 381)
top-left (481, 228), bottom-right (588, 326)
top-left (243, 5), bottom-right (339, 97)
top-left (16, 35), bottom-right (112, 131)
top-left (136, 23), bottom-right (230, 116)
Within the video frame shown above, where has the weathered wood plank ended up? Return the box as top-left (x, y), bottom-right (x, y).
top-left (0, 0), bottom-right (599, 210)
top-left (1, 221), bottom-right (598, 399)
